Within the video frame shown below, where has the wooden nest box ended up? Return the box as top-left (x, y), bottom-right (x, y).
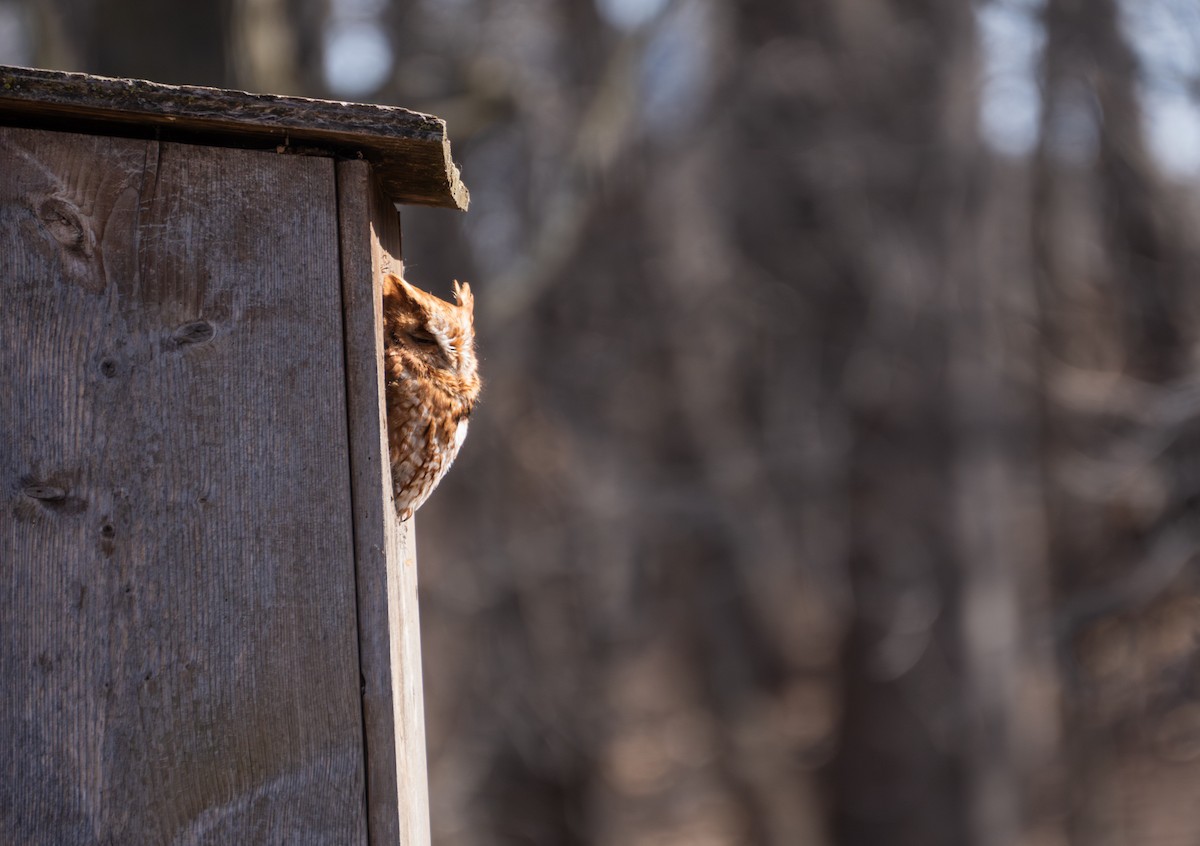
top-left (0, 65), bottom-right (469, 845)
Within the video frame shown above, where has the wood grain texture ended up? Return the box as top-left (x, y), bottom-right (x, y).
top-left (0, 126), bottom-right (368, 844)
top-left (0, 64), bottom-right (469, 211)
top-left (337, 159), bottom-right (432, 846)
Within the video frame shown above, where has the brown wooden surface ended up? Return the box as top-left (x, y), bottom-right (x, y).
top-left (0, 126), bottom-right (368, 844)
top-left (338, 159), bottom-right (432, 846)
top-left (0, 64), bottom-right (469, 211)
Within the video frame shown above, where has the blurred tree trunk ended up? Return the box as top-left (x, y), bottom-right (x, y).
top-left (1034, 0), bottom-right (1200, 843)
top-left (29, 0), bottom-right (234, 86)
top-left (89, 0), bottom-right (233, 85)
top-left (717, 2), bottom-right (983, 842)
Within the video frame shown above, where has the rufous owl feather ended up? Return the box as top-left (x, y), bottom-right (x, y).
top-left (382, 265), bottom-right (480, 521)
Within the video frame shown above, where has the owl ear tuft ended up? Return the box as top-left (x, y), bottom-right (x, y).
top-left (453, 280), bottom-right (474, 315)
top-left (382, 273), bottom-right (403, 301)
top-left (383, 272), bottom-right (427, 314)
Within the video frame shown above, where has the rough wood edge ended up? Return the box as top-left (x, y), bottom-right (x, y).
top-left (338, 159), bottom-right (432, 846)
top-left (0, 64), bottom-right (468, 210)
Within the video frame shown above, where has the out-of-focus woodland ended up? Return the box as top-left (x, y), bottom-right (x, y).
top-left (8, 0), bottom-right (1200, 842)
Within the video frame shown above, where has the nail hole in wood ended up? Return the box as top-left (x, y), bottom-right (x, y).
top-left (99, 359), bottom-right (117, 378)
top-left (100, 523), bottom-right (115, 538)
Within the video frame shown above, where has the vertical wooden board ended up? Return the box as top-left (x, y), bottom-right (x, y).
top-left (0, 127), bottom-right (368, 845)
top-left (337, 159), bottom-right (431, 846)
top-left (0, 125), bottom-right (150, 845)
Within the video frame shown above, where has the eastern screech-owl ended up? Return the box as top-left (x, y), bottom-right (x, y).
top-left (383, 266), bottom-right (480, 520)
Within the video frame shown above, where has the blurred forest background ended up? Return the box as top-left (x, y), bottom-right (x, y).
top-left (6, 0), bottom-right (1200, 843)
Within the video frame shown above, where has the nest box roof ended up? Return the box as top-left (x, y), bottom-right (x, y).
top-left (0, 64), bottom-right (469, 210)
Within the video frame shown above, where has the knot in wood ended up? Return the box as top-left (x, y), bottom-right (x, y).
top-left (23, 484), bottom-right (66, 501)
top-left (171, 320), bottom-right (216, 347)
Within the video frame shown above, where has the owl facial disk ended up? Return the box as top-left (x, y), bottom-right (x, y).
top-left (383, 272), bottom-right (478, 381)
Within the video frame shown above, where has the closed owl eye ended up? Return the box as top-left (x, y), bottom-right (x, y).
top-left (409, 329), bottom-right (439, 346)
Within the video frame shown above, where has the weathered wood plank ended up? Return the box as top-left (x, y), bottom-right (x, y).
top-left (0, 126), bottom-right (367, 844)
top-left (0, 64), bottom-right (469, 211)
top-left (337, 159), bottom-right (432, 846)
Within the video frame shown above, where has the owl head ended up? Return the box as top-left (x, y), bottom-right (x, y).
top-left (382, 268), bottom-right (480, 402)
